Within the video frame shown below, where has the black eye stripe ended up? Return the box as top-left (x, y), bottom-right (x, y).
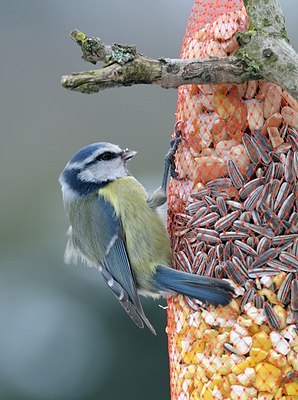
top-left (84, 151), bottom-right (119, 167)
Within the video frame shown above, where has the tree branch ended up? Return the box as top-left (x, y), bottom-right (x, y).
top-left (61, 0), bottom-right (298, 100)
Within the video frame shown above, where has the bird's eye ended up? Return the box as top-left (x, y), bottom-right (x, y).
top-left (101, 152), bottom-right (114, 161)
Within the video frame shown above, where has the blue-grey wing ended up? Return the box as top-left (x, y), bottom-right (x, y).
top-left (92, 195), bottom-right (156, 335)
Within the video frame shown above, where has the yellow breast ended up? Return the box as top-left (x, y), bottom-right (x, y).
top-left (98, 176), bottom-right (172, 279)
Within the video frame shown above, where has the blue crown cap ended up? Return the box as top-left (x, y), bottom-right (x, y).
top-left (69, 143), bottom-right (104, 164)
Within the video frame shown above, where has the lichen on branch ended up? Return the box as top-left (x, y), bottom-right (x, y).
top-left (61, 0), bottom-right (298, 100)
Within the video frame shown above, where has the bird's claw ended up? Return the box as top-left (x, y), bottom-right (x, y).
top-left (167, 121), bottom-right (184, 180)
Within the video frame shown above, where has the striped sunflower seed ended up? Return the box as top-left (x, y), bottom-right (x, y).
top-left (197, 212), bottom-right (220, 227)
top-left (264, 162), bottom-right (275, 183)
top-left (234, 240), bottom-right (258, 256)
top-left (289, 211), bottom-right (298, 226)
top-left (293, 151), bottom-right (298, 179)
top-left (279, 251), bottom-right (298, 270)
top-left (264, 302), bottom-right (281, 330)
top-left (226, 260), bottom-right (246, 285)
top-left (196, 233), bottom-right (221, 245)
top-left (214, 210), bottom-right (241, 232)
top-left (227, 159), bottom-right (245, 189)
top-left (251, 209), bottom-right (262, 226)
top-left (274, 182), bottom-right (291, 212)
top-left (219, 232), bottom-right (249, 240)
top-left (254, 294), bottom-right (265, 309)
top-left (291, 279), bottom-right (298, 311)
top-left (239, 177), bottom-right (263, 200)
top-left (223, 343), bottom-right (241, 355)
top-left (187, 207), bottom-right (209, 226)
top-left (206, 177), bottom-right (232, 190)
top-left (239, 211), bottom-right (252, 222)
top-left (185, 200), bottom-right (206, 214)
top-left (277, 192), bottom-right (295, 220)
top-left (292, 238), bottom-right (298, 256)
top-left (190, 189), bottom-right (210, 199)
top-left (232, 256), bottom-right (248, 278)
top-left (241, 287), bottom-right (255, 311)
top-left (251, 248), bottom-right (279, 269)
top-left (277, 272), bottom-right (293, 304)
top-left (284, 150), bottom-right (295, 182)
top-left (242, 133), bottom-right (260, 164)
top-left (251, 136), bottom-right (272, 165)
top-left (215, 264), bottom-right (224, 279)
top-left (272, 234), bottom-right (298, 245)
top-left (254, 129), bottom-right (273, 152)
top-left (216, 196), bottom-right (227, 217)
top-left (244, 185), bottom-right (264, 211)
top-left (226, 200), bottom-right (244, 210)
top-left (233, 220), bottom-right (275, 239)
top-left (257, 237), bottom-right (272, 254)
top-left (273, 163), bottom-right (285, 180)
top-left (260, 205), bottom-right (283, 233)
top-left (248, 268), bottom-right (280, 278)
top-left (267, 259), bottom-right (298, 273)
top-left (215, 244), bottom-right (224, 263)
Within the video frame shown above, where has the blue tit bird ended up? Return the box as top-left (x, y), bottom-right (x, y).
top-left (59, 138), bottom-right (234, 334)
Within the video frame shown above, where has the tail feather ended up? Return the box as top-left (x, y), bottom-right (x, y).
top-left (154, 266), bottom-right (234, 306)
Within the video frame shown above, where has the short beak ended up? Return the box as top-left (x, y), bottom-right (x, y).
top-left (121, 149), bottom-right (137, 161)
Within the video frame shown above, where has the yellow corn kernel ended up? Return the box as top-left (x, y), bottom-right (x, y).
top-left (193, 371), bottom-right (207, 391)
top-left (208, 374), bottom-right (222, 390)
top-left (282, 397), bottom-right (298, 400)
top-left (285, 382), bottom-right (298, 396)
top-left (232, 356), bottom-right (255, 374)
top-left (250, 323), bottom-right (261, 335)
top-left (273, 272), bottom-right (287, 288)
top-left (219, 376), bottom-right (231, 396)
top-left (252, 331), bottom-right (272, 351)
top-left (184, 364), bottom-right (197, 379)
top-left (230, 385), bottom-right (257, 400)
top-left (274, 387), bottom-right (283, 400)
top-left (190, 388), bottom-right (201, 400)
top-left (250, 348), bottom-right (268, 363)
top-left (201, 329), bottom-right (219, 342)
top-left (258, 289), bottom-right (280, 304)
top-left (258, 393), bottom-right (274, 400)
top-left (182, 378), bottom-right (194, 395)
top-left (273, 305), bottom-right (287, 329)
top-left (255, 362), bottom-right (282, 393)
top-left (287, 350), bottom-right (298, 371)
top-left (237, 367), bottom-right (256, 386)
top-left (228, 373), bottom-right (238, 385)
top-left (201, 358), bottom-right (217, 379)
top-left (218, 356), bottom-right (232, 375)
top-left (232, 359), bottom-right (250, 375)
top-left (267, 349), bottom-right (287, 369)
top-left (200, 384), bottom-right (214, 400)
top-left (229, 299), bottom-right (241, 313)
top-left (260, 324), bottom-right (271, 334)
top-left (238, 315), bottom-right (254, 327)
top-left (182, 341), bottom-right (205, 364)
top-left (193, 381), bottom-right (204, 394)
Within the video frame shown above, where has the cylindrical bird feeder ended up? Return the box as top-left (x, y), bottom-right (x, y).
top-left (166, 1), bottom-right (298, 399)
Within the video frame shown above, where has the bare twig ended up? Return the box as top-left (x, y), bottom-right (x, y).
top-left (61, 0), bottom-right (298, 100)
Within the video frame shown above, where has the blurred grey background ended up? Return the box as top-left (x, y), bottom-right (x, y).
top-left (0, 1), bottom-right (297, 399)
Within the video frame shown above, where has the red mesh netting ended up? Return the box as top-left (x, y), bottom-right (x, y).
top-left (166, 1), bottom-right (298, 399)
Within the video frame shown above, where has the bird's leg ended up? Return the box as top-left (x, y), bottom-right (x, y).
top-left (147, 122), bottom-right (183, 209)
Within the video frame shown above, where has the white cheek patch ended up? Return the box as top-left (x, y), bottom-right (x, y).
top-left (78, 159), bottom-right (128, 183)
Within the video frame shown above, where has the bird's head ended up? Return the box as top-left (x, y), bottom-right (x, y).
top-left (59, 142), bottom-right (137, 201)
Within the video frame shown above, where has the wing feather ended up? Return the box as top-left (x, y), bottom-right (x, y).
top-left (94, 194), bottom-right (156, 334)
